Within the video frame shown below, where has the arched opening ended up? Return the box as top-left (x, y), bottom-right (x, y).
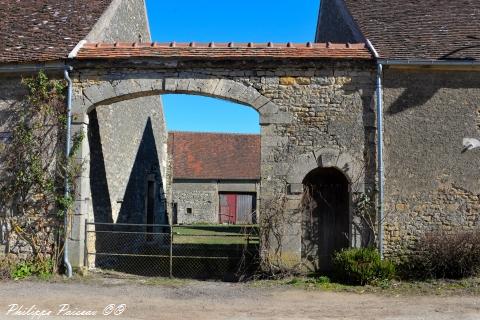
top-left (85, 90), bottom-right (262, 278)
top-left (301, 167), bottom-right (350, 273)
top-left (87, 91), bottom-right (262, 227)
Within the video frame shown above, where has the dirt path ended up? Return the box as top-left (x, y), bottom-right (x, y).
top-left (0, 278), bottom-right (479, 320)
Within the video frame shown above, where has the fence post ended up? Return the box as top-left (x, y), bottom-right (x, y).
top-left (169, 225), bottom-right (173, 278)
top-left (83, 219), bottom-right (88, 268)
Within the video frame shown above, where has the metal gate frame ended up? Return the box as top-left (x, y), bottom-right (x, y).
top-left (84, 221), bottom-right (259, 279)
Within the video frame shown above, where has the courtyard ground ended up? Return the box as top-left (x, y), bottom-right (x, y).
top-left (1, 274), bottom-right (480, 319)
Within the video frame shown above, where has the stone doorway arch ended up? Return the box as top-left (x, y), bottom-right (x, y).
top-left (301, 167), bottom-right (350, 273)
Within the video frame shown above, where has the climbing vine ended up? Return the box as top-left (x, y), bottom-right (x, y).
top-left (0, 71), bottom-right (82, 273)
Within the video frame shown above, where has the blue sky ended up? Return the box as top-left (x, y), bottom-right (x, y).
top-left (145, 0), bottom-right (320, 133)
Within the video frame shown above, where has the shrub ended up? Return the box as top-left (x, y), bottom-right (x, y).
top-left (10, 258), bottom-right (54, 280)
top-left (399, 229), bottom-right (480, 279)
top-left (34, 259), bottom-right (54, 280)
top-left (332, 248), bottom-right (396, 285)
top-left (316, 275), bottom-right (331, 284)
top-left (11, 261), bottom-right (34, 280)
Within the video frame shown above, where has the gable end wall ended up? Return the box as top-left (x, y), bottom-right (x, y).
top-left (315, 0), bottom-right (364, 43)
top-left (86, 0), bottom-right (151, 42)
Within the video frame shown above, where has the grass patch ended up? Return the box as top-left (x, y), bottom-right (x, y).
top-left (250, 276), bottom-right (480, 296)
top-left (173, 225), bottom-right (259, 245)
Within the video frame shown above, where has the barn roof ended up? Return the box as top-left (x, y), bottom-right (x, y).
top-left (343, 0), bottom-right (480, 61)
top-left (168, 132), bottom-right (260, 180)
top-left (0, 0), bottom-right (112, 64)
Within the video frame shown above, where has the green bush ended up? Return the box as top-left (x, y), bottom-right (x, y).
top-left (11, 261), bottom-right (34, 280)
top-left (332, 248), bottom-right (396, 285)
top-left (10, 259), bottom-right (54, 280)
top-left (316, 275), bottom-right (331, 284)
top-left (399, 229), bottom-right (480, 280)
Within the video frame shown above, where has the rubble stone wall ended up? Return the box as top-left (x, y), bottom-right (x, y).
top-left (71, 58), bottom-right (376, 266)
top-left (382, 68), bottom-right (480, 258)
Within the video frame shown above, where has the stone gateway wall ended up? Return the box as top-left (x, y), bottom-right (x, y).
top-left (85, 0), bottom-right (168, 229)
top-left (70, 58), bottom-right (376, 267)
top-left (0, 0), bottom-right (163, 265)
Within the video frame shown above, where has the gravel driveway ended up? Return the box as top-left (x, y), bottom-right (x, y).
top-left (1, 277), bottom-right (479, 320)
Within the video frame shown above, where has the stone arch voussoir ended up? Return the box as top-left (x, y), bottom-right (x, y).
top-left (75, 74), bottom-right (282, 123)
top-left (287, 148), bottom-right (364, 194)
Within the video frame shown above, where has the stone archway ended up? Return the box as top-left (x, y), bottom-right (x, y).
top-left (301, 167), bottom-right (350, 273)
top-left (73, 74), bottom-right (282, 124)
top-left (69, 74), bottom-right (282, 267)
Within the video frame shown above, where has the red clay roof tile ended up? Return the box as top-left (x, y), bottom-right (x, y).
top-left (75, 42), bottom-right (372, 60)
top-left (168, 132), bottom-right (260, 180)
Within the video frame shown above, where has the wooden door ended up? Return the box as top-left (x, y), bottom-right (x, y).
top-left (236, 194), bottom-right (254, 224)
top-left (313, 182), bottom-right (349, 271)
top-left (302, 168), bottom-right (350, 273)
top-left (219, 194), bottom-right (236, 224)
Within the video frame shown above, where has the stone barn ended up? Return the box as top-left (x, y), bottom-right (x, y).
top-left (168, 132), bottom-right (261, 225)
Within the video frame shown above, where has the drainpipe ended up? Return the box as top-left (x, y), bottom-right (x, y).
top-left (366, 39), bottom-right (384, 258)
top-left (63, 67), bottom-right (74, 277)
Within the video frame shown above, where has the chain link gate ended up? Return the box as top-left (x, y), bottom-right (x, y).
top-left (84, 221), bottom-right (259, 280)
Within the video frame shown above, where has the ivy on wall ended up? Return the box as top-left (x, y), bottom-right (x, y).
top-left (0, 71), bottom-right (82, 273)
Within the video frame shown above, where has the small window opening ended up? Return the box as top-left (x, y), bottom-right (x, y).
top-left (186, 208), bottom-right (193, 214)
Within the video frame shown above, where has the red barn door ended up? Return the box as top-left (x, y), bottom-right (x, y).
top-left (219, 194), bottom-right (237, 224)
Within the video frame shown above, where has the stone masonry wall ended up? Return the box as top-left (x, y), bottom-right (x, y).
top-left (0, 75), bottom-right (25, 134)
top-left (67, 0), bottom-right (170, 266)
top-left (86, 0), bottom-right (168, 226)
top-left (172, 181), bottom-right (218, 224)
top-left (382, 68), bottom-right (480, 258)
top-left (71, 58), bottom-right (376, 267)
top-left (0, 1), bottom-right (159, 265)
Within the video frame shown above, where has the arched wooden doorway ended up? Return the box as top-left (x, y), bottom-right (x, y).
top-left (302, 167), bottom-right (350, 272)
